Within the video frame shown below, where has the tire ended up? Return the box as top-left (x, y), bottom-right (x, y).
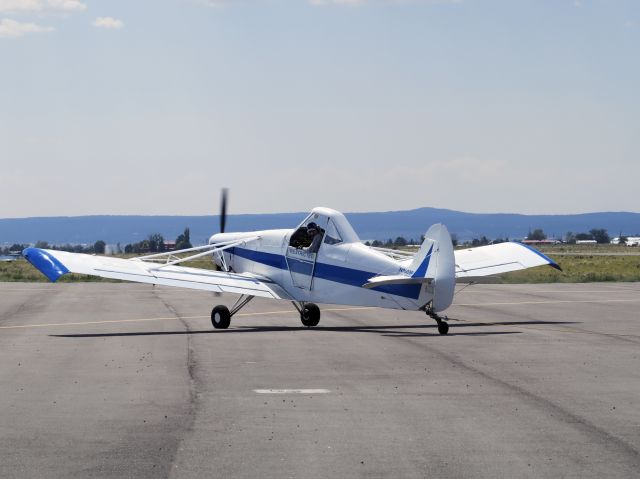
top-left (300, 303), bottom-right (320, 327)
top-left (211, 305), bottom-right (231, 329)
top-left (437, 321), bottom-right (449, 335)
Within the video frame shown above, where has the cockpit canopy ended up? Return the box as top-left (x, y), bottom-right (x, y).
top-left (289, 207), bottom-right (360, 248)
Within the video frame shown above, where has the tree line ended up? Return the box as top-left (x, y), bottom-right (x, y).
top-left (527, 228), bottom-right (611, 244)
top-left (2, 225), bottom-right (629, 256)
top-left (122, 228), bottom-right (192, 254)
top-left (362, 226), bottom-right (619, 249)
top-left (1, 227), bottom-right (193, 256)
top-left (1, 241), bottom-right (106, 255)
top-left (363, 234), bottom-right (499, 248)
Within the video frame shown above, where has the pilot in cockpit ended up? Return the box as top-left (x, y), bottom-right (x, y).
top-left (303, 222), bottom-right (323, 254)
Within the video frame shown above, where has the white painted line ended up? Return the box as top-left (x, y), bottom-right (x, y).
top-left (254, 389), bottom-right (331, 394)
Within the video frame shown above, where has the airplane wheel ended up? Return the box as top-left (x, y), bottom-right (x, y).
top-left (437, 321), bottom-right (449, 335)
top-left (300, 303), bottom-right (320, 327)
top-left (211, 305), bottom-right (231, 329)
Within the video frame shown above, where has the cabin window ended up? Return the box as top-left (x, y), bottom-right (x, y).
top-left (289, 213), bottom-right (327, 249)
top-left (324, 219), bottom-right (343, 245)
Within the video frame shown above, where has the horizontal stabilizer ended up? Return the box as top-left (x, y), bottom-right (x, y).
top-left (455, 242), bottom-right (561, 279)
top-left (363, 275), bottom-right (433, 289)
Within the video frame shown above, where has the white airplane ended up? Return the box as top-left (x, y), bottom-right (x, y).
top-left (23, 193), bottom-right (560, 335)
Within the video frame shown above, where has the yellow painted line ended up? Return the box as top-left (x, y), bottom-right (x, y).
top-left (0, 315), bottom-right (206, 330)
top-left (0, 288), bottom-right (59, 292)
top-left (2, 302), bottom-right (638, 339)
top-left (236, 306), bottom-right (376, 317)
top-left (454, 318), bottom-right (640, 339)
top-left (0, 288), bottom-right (156, 293)
top-left (455, 298), bottom-right (640, 307)
top-left (0, 306), bottom-right (376, 330)
top-left (452, 299), bottom-right (640, 338)
top-left (461, 290), bottom-right (640, 294)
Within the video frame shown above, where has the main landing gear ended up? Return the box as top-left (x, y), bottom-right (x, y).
top-left (210, 296), bottom-right (322, 329)
top-left (292, 302), bottom-right (321, 327)
top-left (425, 303), bottom-right (449, 335)
top-left (211, 294), bottom-right (254, 329)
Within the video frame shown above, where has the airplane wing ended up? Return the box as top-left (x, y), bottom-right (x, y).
top-left (454, 242), bottom-right (561, 279)
top-left (23, 248), bottom-right (292, 300)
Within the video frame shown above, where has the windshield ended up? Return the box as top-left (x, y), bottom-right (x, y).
top-left (324, 218), bottom-right (343, 245)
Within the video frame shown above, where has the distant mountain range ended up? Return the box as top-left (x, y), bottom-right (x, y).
top-left (2, 208), bottom-right (639, 245)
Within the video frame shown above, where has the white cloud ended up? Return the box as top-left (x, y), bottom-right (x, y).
top-left (192, 0), bottom-right (460, 6)
top-left (47, 0), bottom-right (85, 11)
top-left (92, 16), bottom-right (123, 29)
top-left (310, 0), bottom-right (363, 5)
top-left (310, 0), bottom-right (460, 5)
top-left (0, 17), bottom-right (53, 37)
top-left (0, 0), bottom-right (86, 14)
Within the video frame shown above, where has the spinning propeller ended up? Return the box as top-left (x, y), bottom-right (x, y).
top-left (212, 188), bottom-right (230, 280)
top-left (220, 188), bottom-right (228, 234)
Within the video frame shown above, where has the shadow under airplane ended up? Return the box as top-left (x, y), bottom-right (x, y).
top-left (49, 320), bottom-right (579, 339)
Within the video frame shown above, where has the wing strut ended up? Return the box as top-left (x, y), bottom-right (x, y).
top-left (133, 237), bottom-right (260, 270)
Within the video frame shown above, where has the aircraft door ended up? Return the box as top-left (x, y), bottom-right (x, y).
top-left (285, 213), bottom-right (328, 290)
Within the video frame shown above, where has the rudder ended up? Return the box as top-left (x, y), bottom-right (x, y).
top-left (412, 224), bottom-right (455, 312)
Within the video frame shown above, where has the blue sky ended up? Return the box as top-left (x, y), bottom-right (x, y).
top-left (1, 0), bottom-right (638, 217)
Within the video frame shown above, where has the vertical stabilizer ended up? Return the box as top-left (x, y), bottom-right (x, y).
top-left (411, 224), bottom-right (455, 312)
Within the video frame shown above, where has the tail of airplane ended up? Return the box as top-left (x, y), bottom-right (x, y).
top-left (410, 224), bottom-right (456, 312)
top-left (363, 223), bottom-right (456, 312)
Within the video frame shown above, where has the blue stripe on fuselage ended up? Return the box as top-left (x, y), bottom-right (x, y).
top-left (228, 246), bottom-right (287, 270)
top-left (228, 247), bottom-right (421, 299)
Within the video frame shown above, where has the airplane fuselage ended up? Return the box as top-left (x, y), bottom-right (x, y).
top-left (209, 229), bottom-right (429, 310)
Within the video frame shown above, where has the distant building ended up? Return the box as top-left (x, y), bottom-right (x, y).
top-left (104, 244), bottom-right (122, 255)
top-left (611, 237), bottom-right (640, 246)
top-left (521, 239), bottom-right (561, 245)
top-left (164, 240), bottom-right (176, 251)
top-left (576, 240), bottom-right (597, 245)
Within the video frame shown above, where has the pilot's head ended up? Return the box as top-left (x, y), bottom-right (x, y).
top-left (307, 222), bottom-right (318, 237)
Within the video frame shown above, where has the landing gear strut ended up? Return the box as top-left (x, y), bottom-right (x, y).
top-left (292, 302), bottom-right (321, 327)
top-left (211, 294), bottom-right (254, 329)
top-left (425, 302), bottom-right (449, 335)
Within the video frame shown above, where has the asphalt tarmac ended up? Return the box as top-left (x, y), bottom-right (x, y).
top-left (1, 282), bottom-right (639, 478)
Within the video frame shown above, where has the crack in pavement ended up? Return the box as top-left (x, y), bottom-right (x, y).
top-left (150, 289), bottom-right (201, 478)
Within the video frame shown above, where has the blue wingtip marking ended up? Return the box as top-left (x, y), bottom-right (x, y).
top-left (514, 242), bottom-right (562, 272)
top-left (22, 248), bottom-right (69, 282)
